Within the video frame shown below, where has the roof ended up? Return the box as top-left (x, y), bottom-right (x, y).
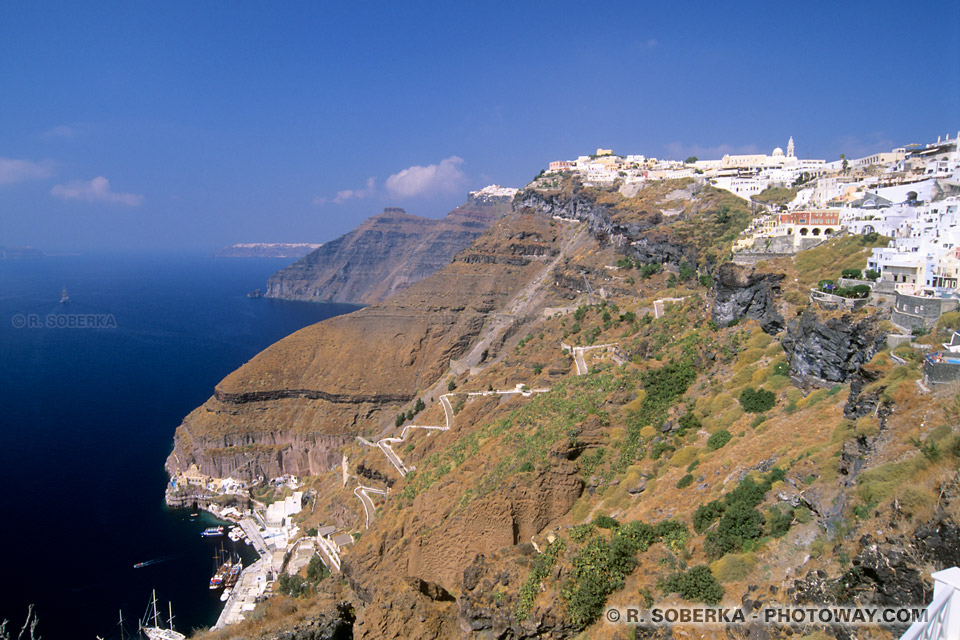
top-left (316, 525), bottom-right (336, 537)
top-left (332, 533), bottom-right (354, 547)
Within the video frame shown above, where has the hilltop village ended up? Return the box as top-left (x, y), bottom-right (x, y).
top-left (164, 130), bottom-right (960, 640)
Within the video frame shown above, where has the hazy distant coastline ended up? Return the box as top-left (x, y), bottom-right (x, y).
top-left (212, 243), bottom-right (322, 258)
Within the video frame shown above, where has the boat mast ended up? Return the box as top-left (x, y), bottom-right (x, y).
top-left (152, 589), bottom-right (160, 629)
top-left (118, 609), bottom-right (125, 640)
top-left (168, 601), bottom-right (175, 631)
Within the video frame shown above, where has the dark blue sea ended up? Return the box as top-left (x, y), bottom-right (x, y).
top-left (0, 254), bottom-right (358, 639)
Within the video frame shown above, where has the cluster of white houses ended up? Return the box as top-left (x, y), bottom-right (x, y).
top-left (542, 132), bottom-right (960, 336)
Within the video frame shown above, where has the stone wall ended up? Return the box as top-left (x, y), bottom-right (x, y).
top-left (924, 357), bottom-right (960, 384)
top-left (891, 292), bottom-right (959, 330)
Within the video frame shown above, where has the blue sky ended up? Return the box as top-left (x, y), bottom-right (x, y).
top-left (1, 1), bottom-right (958, 251)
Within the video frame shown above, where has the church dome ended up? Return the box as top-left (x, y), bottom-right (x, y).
top-left (772, 147), bottom-right (784, 157)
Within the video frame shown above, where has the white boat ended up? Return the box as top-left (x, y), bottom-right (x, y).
top-left (220, 587), bottom-right (232, 602)
top-left (140, 590), bottom-right (185, 640)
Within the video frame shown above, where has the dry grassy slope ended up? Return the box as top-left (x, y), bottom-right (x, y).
top-left (166, 212), bottom-right (572, 482)
top-left (191, 183), bottom-right (957, 640)
top-left (334, 251), bottom-right (954, 639)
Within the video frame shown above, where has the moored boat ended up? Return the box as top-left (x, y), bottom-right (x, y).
top-left (201, 526), bottom-right (224, 537)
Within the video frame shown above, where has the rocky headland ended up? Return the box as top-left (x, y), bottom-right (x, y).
top-left (265, 190), bottom-right (514, 304)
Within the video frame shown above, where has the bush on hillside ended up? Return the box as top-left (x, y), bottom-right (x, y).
top-left (707, 430), bottom-right (732, 450)
top-left (739, 387), bottom-right (776, 413)
top-left (660, 565), bottom-right (724, 605)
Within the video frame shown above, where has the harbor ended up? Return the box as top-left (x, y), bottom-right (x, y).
top-left (165, 468), bottom-right (346, 630)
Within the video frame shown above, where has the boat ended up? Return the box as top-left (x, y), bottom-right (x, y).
top-left (201, 526), bottom-right (224, 537)
top-left (59, 286), bottom-right (69, 304)
top-left (140, 590), bottom-right (185, 640)
top-left (223, 560), bottom-right (242, 588)
top-left (209, 548), bottom-right (234, 589)
top-left (219, 587), bottom-right (232, 602)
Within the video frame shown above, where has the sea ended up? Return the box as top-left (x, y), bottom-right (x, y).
top-left (0, 253), bottom-right (358, 639)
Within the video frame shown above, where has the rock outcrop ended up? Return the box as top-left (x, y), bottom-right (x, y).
top-left (780, 308), bottom-right (886, 383)
top-left (712, 262), bottom-right (785, 334)
top-left (266, 193), bottom-right (512, 304)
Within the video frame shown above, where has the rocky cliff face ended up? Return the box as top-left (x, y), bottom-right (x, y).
top-left (266, 195), bottom-right (511, 304)
top-left (166, 212), bottom-right (567, 483)
top-left (513, 188), bottom-right (651, 238)
top-left (712, 262), bottom-right (785, 334)
top-left (780, 307), bottom-right (886, 383)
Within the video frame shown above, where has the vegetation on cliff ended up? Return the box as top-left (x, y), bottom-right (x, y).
top-left (183, 177), bottom-right (959, 639)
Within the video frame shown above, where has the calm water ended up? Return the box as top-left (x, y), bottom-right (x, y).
top-left (0, 254), bottom-right (358, 639)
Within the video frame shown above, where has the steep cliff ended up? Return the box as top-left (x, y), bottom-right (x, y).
top-left (265, 193), bottom-right (513, 304)
top-left (712, 262), bottom-right (785, 334)
top-left (166, 211), bottom-right (568, 483)
top-left (780, 307), bottom-right (887, 383)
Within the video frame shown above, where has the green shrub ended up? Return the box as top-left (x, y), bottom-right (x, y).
top-left (661, 565), bottom-right (724, 605)
top-left (739, 387), bottom-right (776, 413)
top-left (654, 520), bottom-right (690, 553)
top-left (617, 521), bottom-right (657, 552)
top-left (518, 461), bottom-right (534, 473)
top-left (676, 473), bottom-right (694, 489)
top-left (841, 268), bottom-right (862, 279)
top-left (651, 440), bottom-right (675, 460)
top-left (693, 499), bottom-right (726, 533)
top-left (594, 514), bottom-right (620, 530)
top-left (639, 263), bottom-right (661, 279)
top-left (517, 538), bottom-right (566, 620)
top-left (772, 361), bottom-right (790, 376)
top-left (707, 430), bottom-right (732, 450)
top-left (570, 523), bottom-right (596, 543)
top-left (765, 506), bottom-right (793, 538)
top-left (677, 412), bottom-right (701, 436)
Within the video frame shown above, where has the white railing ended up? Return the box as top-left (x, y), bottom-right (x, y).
top-left (901, 568), bottom-right (960, 640)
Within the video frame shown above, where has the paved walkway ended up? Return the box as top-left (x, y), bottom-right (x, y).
top-left (562, 342), bottom-right (621, 375)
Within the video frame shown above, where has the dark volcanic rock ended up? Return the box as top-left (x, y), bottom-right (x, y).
top-left (781, 308), bottom-right (886, 383)
top-left (630, 232), bottom-right (698, 267)
top-left (712, 262), bottom-right (785, 334)
top-left (514, 188), bottom-right (646, 238)
top-left (843, 366), bottom-right (884, 419)
top-left (265, 602), bottom-right (355, 640)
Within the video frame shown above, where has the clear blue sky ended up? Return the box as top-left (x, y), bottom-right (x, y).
top-left (2, 1), bottom-right (958, 251)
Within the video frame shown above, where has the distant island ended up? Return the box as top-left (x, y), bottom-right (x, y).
top-left (0, 246), bottom-right (44, 259)
top-left (213, 243), bottom-right (322, 258)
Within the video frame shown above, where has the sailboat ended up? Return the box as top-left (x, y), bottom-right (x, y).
top-left (59, 286), bottom-right (70, 304)
top-left (139, 590), bottom-right (185, 640)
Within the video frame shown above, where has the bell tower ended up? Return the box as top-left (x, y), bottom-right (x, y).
top-left (787, 136), bottom-right (795, 158)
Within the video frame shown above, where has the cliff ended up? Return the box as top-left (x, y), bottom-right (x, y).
top-left (187, 177), bottom-right (959, 640)
top-left (712, 262), bottom-right (785, 334)
top-left (166, 210), bottom-right (568, 483)
top-left (781, 307), bottom-right (887, 383)
top-left (265, 193), bottom-right (513, 304)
